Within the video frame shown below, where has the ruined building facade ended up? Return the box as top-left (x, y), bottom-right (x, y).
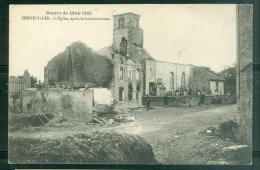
top-left (9, 70), bottom-right (31, 95)
top-left (44, 12), bottom-right (225, 105)
top-left (111, 12), bottom-right (224, 97)
top-left (111, 13), bottom-right (145, 103)
top-left (44, 42), bottom-right (113, 88)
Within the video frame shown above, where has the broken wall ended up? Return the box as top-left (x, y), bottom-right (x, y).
top-left (21, 89), bottom-right (93, 122)
top-left (92, 88), bottom-right (113, 105)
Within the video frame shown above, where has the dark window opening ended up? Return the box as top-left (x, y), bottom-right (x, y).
top-left (181, 72), bottom-right (186, 89)
top-left (171, 72), bottom-right (174, 90)
top-left (120, 66), bottom-right (124, 80)
top-left (128, 83), bottom-right (133, 101)
top-left (194, 71), bottom-right (197, 80)
top-left (26, 103), bottom-right (32, 110)
top-left (119, 87), bottom-right (124, 101)
top-left (216, 81), bottom-right (219, 92)
top-left (48, 79), bottom-right (55, 86)
top-left (135, 18), bottom-right (139, 28)
top-left (136, 83), bottom-right (140, 100)
top-left (120, 37), bottom-right (127, 56)
top-left (149, 82), bottom-right (156, 96)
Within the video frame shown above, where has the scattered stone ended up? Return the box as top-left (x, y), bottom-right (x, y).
top-left (126, 115), bottom-right (136, 121)
top-left (90, 109), bottom-right (136, 126)
top-left (9, 113), bottom-right (55, 131)
top-left (222, 145), bottom-right (248, 151)
top-left (206, 130), bottom-right (212, 134)
top-left (203, 119), bottom-right (239, 141)
top-left (207, 160), bottom-right (230, 165)
top-left (107, 118), bottom-right (114, 125)
top-left (89, 118), bottom-right (103, 124)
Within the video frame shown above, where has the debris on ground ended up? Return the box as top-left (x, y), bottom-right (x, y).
top-left (219, 144), bottom-right (251, 164)
top-left (207, 160), bottom-right (230, 165)
top-left (202, 119), bottom-right (239, 141)
top-left (88, 106), bottom-right (136, 126)
top-left (206, 129), bottom-right (212, 134)
top-left (46, 116), bottom-right (79, 127)
top-left (89, 117), bottom-right (103, 124)
top-left (173, 135), bottom-right (179, 138)
top-left (222, 145), bottom-right (248, 151)
top-left (197, 119), bottom-right (250, 164)
top-left (9, 112), bottom-right (54, 131)
top-left (9, 132), bottom-right (157, 164)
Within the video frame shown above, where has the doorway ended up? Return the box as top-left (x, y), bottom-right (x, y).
top-left (119, 87), bottom-right (124, 101)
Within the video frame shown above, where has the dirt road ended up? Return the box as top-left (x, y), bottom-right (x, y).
top-left (10, 104), bottom-right (243, 164)
top-left (104, 104), bottom-right (240, 164)
top-left (107, 104), bottom-right (238, 136)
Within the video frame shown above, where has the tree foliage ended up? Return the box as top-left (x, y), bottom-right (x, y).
top-left (221, 66), bottom-right (236, 95)
top-left (30, 76), bottom-right (38, 88)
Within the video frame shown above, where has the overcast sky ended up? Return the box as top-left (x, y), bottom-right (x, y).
top-left (9, 4), bottom-right (236, 81)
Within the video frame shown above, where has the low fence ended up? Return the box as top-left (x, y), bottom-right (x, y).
top-left (19, 89), bottom-right (93, 121)
top-left (142, 95), bottom-right (236, 107)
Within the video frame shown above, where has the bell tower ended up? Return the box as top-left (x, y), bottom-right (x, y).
top-left (112, 12), bottom-right (143, 58)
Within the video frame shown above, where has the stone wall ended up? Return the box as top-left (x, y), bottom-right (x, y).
top-left (142, 95), bottom-right (236, 107)
top-left (21, 89), bottom-right (93, 122)
top-left (203, 95), bottom-right (236, 105)
top-left (236, 4), bottom-right (253, 149)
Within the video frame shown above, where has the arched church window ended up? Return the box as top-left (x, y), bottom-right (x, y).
top-left (128, 83), bottom-right (133, 101)
top-left (181, 72), bottom-right (186, 88)
top-left (136, 68), bottom-right (140, 81)
top-left (120, 37), bottom-right (127, 56)
top-left (157, 78), bottom-right (162, 85)
top-left (215, 81), bottom-right (219, 92)
top-left (120, 66), bottom-right (124, 80)
top-left (135, 18), bottom-right (139, 28)
top-left (119, 18), bottom-right (125, 28)
top-left (128, 69), bottom-right (132, 79)
top-left (171, 72), bottom-right (174, 90)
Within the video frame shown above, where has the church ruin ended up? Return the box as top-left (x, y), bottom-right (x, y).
top-left (44, 12), bottom-right (225, 105)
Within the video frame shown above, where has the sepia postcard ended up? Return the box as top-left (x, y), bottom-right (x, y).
top-left (8, 4), bottom-right (253, 165)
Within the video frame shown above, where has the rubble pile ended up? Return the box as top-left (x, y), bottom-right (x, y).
top-left (203, 119), bottom-right (239, 141)
top-left (46, 116), bottom-right (79, 127)
top-left (89, 110), bottom-right (136, 126)
top-left (9, 112), bottom-right (54, 131)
